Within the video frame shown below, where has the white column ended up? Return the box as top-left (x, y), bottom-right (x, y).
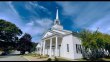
top-left (40, 42), bottom-right (42, 55)
top-left (43, 40), bottom-right (45, 56)
top-left (47, 47), bottom-right (48, 55)
top-left (55, 37), bottom-right (58, 56)
top-left (49, 38), bottom-right (52, 57)
top-left (36, 47), bottom-right (37, 54)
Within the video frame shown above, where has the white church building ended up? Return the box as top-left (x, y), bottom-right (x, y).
top-left (36, 9), bottom-right (83, 59)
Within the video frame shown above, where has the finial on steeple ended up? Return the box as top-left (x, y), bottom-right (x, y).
top-left (56, 7), bottom-right (59, 20)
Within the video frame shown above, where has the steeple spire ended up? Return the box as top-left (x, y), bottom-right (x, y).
top-left (51, 7), bottom-right (63, 30)
top-left (56, 8), bottom-right (59, 20)
top-left (54, 8), bottom-right (60, 25)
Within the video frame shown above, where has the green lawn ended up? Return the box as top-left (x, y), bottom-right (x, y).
top-left (75, 58), bottom-right (87, 61)
top-left (101, 58), bottom-right (110, 61)
top-left (21, 53), bottom-right (110, 61)
top-left (57, 58), bottom-right (72, 61)
top-left (22, 53), bottom-right (48, 59)
top-left (46, 57), bottom-right (73, 61)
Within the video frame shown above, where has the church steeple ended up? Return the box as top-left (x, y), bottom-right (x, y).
top-left (51, 8), bottom-right (63, 30)
top-left (56, 8), bottom-right (59, 20)
top-left (54, 8), bottom-right (60, 25)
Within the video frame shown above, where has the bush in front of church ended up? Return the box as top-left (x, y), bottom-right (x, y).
top-left (47, 58), bottom-right (52, 61)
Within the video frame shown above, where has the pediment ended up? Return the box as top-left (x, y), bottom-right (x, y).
top-left (52, 29), bottom-right (72, 35)
top-left (42, 30), bottom-right (63, 39)
top-left (43, 31), bottom-right (53, 38)
top-left (42, 29), bottom-right (72, 39)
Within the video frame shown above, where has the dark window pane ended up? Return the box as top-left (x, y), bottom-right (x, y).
top-left (76, 44), bottom-right (82, 53)
top-left (67, 44), bottom-right (69, 52)
top-left (76, 44), bottom-right (78, 53)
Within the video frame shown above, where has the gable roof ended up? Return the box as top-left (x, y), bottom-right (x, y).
top-left (72, 31), bottom-right (80, 37)
top-left (42, 29), bottom-right (73, 39)
top-left (36, 43), bottom-right (41, 48)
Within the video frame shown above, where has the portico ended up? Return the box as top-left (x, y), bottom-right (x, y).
top-left (42, 35), bottom-right (62, 57)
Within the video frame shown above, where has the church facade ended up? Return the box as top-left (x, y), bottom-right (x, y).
top-left (36, 9), bottom-right (82, 59)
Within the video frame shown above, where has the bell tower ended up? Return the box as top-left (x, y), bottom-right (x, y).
top-left (54, 8), bottom-right (60, 25)
top-left (51, 8), bottom-right (63, 30)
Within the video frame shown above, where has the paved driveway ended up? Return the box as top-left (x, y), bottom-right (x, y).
top-left (0, 53), bottom-right (28, 61)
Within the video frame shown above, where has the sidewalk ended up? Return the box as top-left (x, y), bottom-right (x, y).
top-left (23, 56), bottom-right (48, 61)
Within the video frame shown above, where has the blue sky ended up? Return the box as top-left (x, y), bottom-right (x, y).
top-left (1, 1), bottom-right (110, 42)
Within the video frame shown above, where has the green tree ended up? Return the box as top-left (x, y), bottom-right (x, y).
top-left (30, 42), bottom-right (38, 52)
top-left (79, 29), bottom-right (106, 60)
top-left (103, 34), bottom-right (110, 57)
top-left (17, 33), bottom-right (33, 55)
top-left (0, 19), bottom-right (22, 54)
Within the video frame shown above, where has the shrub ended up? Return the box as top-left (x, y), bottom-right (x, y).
top-left (37, 54), bottom-right (40, 56)
top-left (47, 58), bottom-right (51, 61)
top-left (55, 57), bottom-right (58, 61)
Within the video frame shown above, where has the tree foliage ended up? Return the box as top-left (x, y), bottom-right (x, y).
top-left (0, 19), bottom-right (22, 53)
top-left (17, 33), bottom-right (33, 54)
top-left (30, 42), bottom-right (38, 52)
top-left (79, 29), bottom-right (110, 60)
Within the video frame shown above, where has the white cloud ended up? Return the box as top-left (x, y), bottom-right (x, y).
top-left (0, 2), bottom-right (23, 28)
top-left (35, 18), bottom-right (53, 27)
top-left (7, 2), bottom-right (19, 16)
top-left (25, 2), bottom-right (50, 16)
top-left (57, 2), bottom-right (110, 34)
top-left (28, 1), bottom-right (48, 11)
top-left (87, 14), bottom-right (110, 34)
top-left (23, 18), bottom-right (53, 42)
top-left (0, 2), bottom-right (53, 42)
top-left (24, 2), bottom-right (53, 42)
top-left (26, 21), bottom-right (34, 26)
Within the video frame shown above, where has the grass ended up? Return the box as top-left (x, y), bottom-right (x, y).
top-left (22, 53), bottom-right (48, 59)
top-left (37, 55), bottom-right (48, 59)
top-left (75, 58), bottom-right (87, 61)
top-left (20, 53), bottom-right (36, 57)
top-left (46, 57), bottom-right (72, 61)
top-left (56, 58), bottom-right (72, 61)
top-left (22, 53), bottom-right (36, 56)
top-left (18, 53), bottom-right (110, 61)
top-left (101, 58), bottom-right (110, 61)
